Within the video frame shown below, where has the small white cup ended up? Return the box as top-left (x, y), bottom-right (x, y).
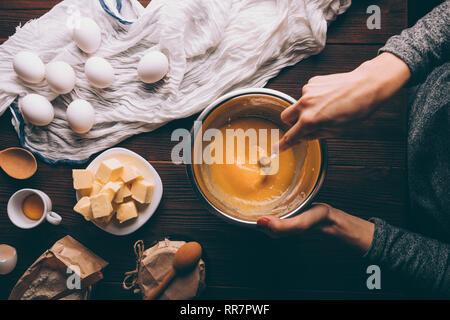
top-left (7, 189), bottom-right (62, 229)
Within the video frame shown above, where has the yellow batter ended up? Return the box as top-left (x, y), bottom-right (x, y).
top-left (208, 118), bottom-right (296, 214)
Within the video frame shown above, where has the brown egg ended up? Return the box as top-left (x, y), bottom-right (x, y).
top-left (172, 242), bottom-right (203, 273)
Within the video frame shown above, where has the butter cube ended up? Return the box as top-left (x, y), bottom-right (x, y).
top-left (79, 180), bottom-right (103, 197)
top-left (73, 197), bottom-right (93, 221)
top-left (73, 169), bottom-right (94, 190)
top-left (131, 179), bottom-right (154, 204)
top-left (99, 203), bottom-right (119, 225)
top-left (116, 201), bottom-right (138, 223)
top-left (79, 188), bottom-right (92, 198)
top-left (100, 181), bottom-right (124, 201)
top-left (95, 158), bottom-right (123, 183)
top-left (120, 166), bottom-right (142, 184)
top-left (90, 193), bottom-right (113, 218)
top-left (90, 180), bottom-right (103, 196)
top-left (114, 184), bottom-right (132, 204)
top-left (101, 212), bottom-right (115, 225)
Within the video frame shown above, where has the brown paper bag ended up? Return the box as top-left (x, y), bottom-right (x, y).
top-left (9, 235), bottom-right (108, 300)
top-left (123, 239), bottom-right (206, 300)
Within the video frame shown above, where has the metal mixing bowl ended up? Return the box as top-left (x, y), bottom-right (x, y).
top-left (186, 88), bottom-right (327, 226)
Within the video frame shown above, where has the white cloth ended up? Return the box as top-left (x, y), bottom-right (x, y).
top-left (0, 0), bottom-right (350, 163)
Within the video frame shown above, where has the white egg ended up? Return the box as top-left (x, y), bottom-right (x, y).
top-left (20, 94), bottom-right (54, 126)
top-left (45, 61), bottom-right (76, 94)
top-left (137, 51), bottom-right (169, 84)
top-left (85, 57), bottom-right (115, 88)
top-left (0, 245), bottom-right (17, 275)
top-left (13, 51), bottom-right (45, 84)
top-left (66, 99), bottom-right (95, 134)
top-left (73, 17), bottom-right (101, 54)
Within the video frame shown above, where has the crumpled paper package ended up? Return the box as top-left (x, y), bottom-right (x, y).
top-left (9, 235), bottom-right (108, 300)
top-left (123, 239), bottom-right (205, 300)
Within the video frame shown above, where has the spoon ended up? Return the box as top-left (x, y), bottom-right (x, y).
top-left (258, 141), bottom-right (309, 175)
top-left (258, 150), bottom-right (281, 176)
top-left (0, 147), bottom-right (37, 179)
top-left (144, 241), bottom-right (203, 300)
top-left (258, 151), bottom-right (279, 168)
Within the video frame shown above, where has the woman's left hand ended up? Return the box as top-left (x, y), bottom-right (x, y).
top-left (257, 203), bottom-right (375, 253)
top-left (257, 203), bottom-right (332, 238)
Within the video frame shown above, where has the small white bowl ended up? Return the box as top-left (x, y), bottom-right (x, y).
top-left (77, 148), bottom-right (163, 236)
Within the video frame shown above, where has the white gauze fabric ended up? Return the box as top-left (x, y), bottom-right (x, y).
top-left (0, 0), bottom-right (351, 163)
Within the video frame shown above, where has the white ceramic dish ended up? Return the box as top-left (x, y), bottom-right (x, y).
top-left (76, 147), bottom-right (163, 236)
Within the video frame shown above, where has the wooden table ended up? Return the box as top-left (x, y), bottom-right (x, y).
top-left (0, 0), bottom-right (408, 299)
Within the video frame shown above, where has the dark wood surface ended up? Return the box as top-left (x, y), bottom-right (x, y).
top-left (0, 0), bottom-right (409, 299)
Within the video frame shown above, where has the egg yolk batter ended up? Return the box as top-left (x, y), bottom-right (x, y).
top-left (208, 118), bottom-right (296, 215)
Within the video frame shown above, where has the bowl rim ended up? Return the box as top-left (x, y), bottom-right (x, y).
top-left (186, 88), bottom-right (328, 226)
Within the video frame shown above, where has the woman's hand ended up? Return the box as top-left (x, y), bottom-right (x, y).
top-left (257, 203), bottom-right (375, 253)
top-left (257, 203), bottom-right (332, 237)
top-left (278, 52), bottom-right (411, 151)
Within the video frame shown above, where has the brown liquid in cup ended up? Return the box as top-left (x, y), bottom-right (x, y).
top-left (22, 194), bottom-right (44, 220)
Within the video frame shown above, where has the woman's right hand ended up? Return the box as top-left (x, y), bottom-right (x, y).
top-left (278, 52), bottom-right (410, 151)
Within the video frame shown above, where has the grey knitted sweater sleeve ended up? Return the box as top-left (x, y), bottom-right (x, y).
top-left (365, 218), bottom-right (450, 295)
top-left (364, 1), bottom-right (450, 296)
top-left (379, 0), bottom-right (449, 85)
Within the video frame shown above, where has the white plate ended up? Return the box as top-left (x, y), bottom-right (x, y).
top-left (76, 147), bottom-right (163, 236)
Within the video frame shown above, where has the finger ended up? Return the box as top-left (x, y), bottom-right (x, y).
top-left (278, 119), bottom-right (315, 152)
top-left (256, 220), bottom-right (279, 238)
top-left (298, 204), bottom-right (331, 224)
top-left (280, 120), bottom-right (305, 151)
top-left (280, 101), bottom-right (301, 125)
top-left (275, 137), bottom-right (287, 153)
top-left (257, 204), bottom-right (331, 235)
top-left (257, 215), bottom-right (306, 236)
top-left (311, 202), bottom-right (331, 207)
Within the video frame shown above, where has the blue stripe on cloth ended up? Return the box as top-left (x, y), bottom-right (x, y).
top-left (9, 103), bottom-right (92, 166)
top-left (99, 0), bottom-right (133, 25)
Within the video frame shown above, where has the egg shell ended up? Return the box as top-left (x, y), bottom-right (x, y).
top-left (46, 61), bottom-right (76, 94)
top-left (66, 99), bottom-right (95, 134)
top-left (137, 51), bottom-right (169, 84)
top-left (0, 245), bottom-right (17, 275)
top-left (73, 17), bottom-right (101, 54)
top-left (85, 57), bottom-right (115, 89)
top-left (13, 51), bottom-right (45, 84)
top-left (20, 94), bottom-right (54, 126)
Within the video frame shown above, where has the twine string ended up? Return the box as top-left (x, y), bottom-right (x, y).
top-left (122, 240), bottom-right (145, 290)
